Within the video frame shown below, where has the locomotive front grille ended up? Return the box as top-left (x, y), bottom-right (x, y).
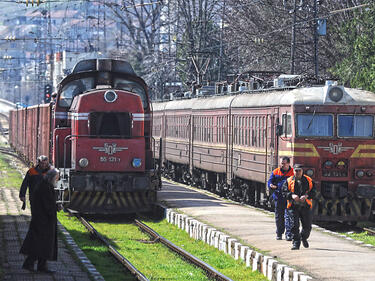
top-left (322, 170), bottom-right (348, 177)
top-left (89, 112), bottom-right (131, 138)
top-left (321, 181), bottom-right (348, 199)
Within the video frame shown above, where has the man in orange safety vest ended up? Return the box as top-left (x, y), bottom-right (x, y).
top-left (282, 164), bottom-right (316, 250)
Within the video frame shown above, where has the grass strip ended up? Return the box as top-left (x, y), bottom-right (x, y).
top-left (57, 213), bottom-right (135, 281)
top-left (0, 153), bottom-right (23, 190)
top-left (340, 230), bottom-right (375, 246)
top-left (141, 219), bottom-right (268, 281)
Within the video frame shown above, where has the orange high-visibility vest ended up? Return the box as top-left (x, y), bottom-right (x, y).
top-left (286, 175), bottom-right (313, 209)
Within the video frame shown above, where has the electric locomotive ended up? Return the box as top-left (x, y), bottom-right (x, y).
top-left (153, 81), bottom-right (375, 222)
top-left (9, 58), bottom-right (160, 214)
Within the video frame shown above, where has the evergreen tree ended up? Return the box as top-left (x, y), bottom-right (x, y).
top-left (331, 1), bottom-right (375, 92)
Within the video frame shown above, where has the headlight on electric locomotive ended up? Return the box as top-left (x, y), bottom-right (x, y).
top-left (305, 169), bottom-right (314, 177)
top-left (104, 90), bottom-right (118, 103)
top-left (356, 170), bottom-right (365, 178)
top-left (323, 160), bottom-right (333, 168)
top-left (132, 158), bottom-right (142, 168)
top-left (79, 158), bottom-right (89, 168)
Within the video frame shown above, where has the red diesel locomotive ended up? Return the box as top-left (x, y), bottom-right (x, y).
top-left (9, 58), bottom-right (160, 213)
top-left (153, 82), bottom-right (375, 222)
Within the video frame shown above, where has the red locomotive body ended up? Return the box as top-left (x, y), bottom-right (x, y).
top-left (9, 58), bottom-right (160, 214)
top-left (153, 83), bottom-right (375, 222)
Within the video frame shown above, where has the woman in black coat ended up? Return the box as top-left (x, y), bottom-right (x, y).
top-left (20, 168), bottom-right (59, 273)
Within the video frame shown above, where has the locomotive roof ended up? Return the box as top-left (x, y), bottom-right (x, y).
top-left (72, 58), bottom-right (136, 76)
top-left (152, 86), bottom-right (375, 111)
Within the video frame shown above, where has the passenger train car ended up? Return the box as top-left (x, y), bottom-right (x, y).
top-left (153, 82), bottom-right (375, 222)
top-left (9, 58), bottom-right (160, 214)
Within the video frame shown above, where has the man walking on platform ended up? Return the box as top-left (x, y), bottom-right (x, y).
top-left (268, 156), bottom-right (294, 241)
top-left (282, 164), bottom-right (316, 250)
top-left (19, 155), bottom-right (50, 208)
top-left (20, 168), bottom-right (60, 273)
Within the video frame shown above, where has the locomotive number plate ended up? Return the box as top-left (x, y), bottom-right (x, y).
top-left (100, 156), bottom-right (121, 162)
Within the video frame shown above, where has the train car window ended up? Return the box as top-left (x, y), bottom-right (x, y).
top-left (282, 114), bottom-right (292, 136)
top-left (59, 78), bottom-right (95, 107)
top-left (114, 78), bottom-right (148, 108)
top-left (297, 114), bottom-right (333, 137)
top-left (338, 115), bottom-right (373, 137)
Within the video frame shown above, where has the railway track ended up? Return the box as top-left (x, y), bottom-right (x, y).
top-left (134, 219), bottom-right (233, 281)
top-left (364, 227), bottom-right (375, 236)
top-left (68, 209), bottom-right (233, 281)
top-left (67, 209), bottom-right (149, 281)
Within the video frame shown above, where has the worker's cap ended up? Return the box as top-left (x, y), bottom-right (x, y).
top-left (293, 164), bottom-right (303, 171)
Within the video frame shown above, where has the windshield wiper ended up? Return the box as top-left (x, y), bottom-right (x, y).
top-left (350, 107), bottom-right (357, 134)
top-left (307, 106), bottom-right (317, 130)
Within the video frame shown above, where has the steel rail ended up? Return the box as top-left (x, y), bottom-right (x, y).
top-left (68, 210), bottom-right (149, 281)
top-left (0, 147), bottom-right (26, 162)
top-left (134, 219), bottom-right (234, 281)
top-left (364, 227), bottom-right (375, 236)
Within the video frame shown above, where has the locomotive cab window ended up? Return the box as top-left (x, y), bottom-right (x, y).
top-left (59, 77), bottom-right (95, 107)
top-left (114, 78), bottom-right (148, 108)
top-left (89, 112), bottom-right (132, 138)
top-left (338, 115), bottom-right (374, 138)
top-left (282, 114), bottom-right (292, 136)
top-left (297, 113), bottom-right (333, 137)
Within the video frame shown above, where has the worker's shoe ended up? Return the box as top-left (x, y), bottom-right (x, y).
top-left (276, 235), bottom-right (282, 240)
top-left (291, 242), bottom-right (300, 250)
top-left (285, 235), bottom-right (293, 241)
top-left (302, 239), bottom-right (309, 248)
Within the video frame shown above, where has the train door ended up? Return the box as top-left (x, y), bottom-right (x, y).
top-left (188, 114), bottom-right (193, 175)
top-left (265, 109), bottom-right (279, 199)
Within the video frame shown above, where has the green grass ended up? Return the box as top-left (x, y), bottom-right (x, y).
top-left (59, 213), bottom-right (210, 280)
top-left (58, 211), bottom-right (268, 281)
top-left (58, 213), bottom-right (135, 281)
top-left (341, 230), bottom-right (375, 246)
top-left (142, 219), bottom-right (267, 281)
top-left (0, 153), bottom-right (23, 190)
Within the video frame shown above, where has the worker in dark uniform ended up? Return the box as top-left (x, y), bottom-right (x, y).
top-left (19, 155), bottom-right (51, 208)
top-left (268, 156), bottom-right (294, 240)
top-left (282, 164), bottom-right (316, 250)
top-left (20, 168), bottom-right (59, 273)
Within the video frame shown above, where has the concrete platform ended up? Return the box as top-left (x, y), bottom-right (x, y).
top-left (158, 180), bottom-right (375, 281)
top-left (0, 187), bottom-right (103, 281)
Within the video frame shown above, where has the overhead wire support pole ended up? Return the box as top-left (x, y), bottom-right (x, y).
top-left (290, 0), bottom-right (297, 75)
top-left (313, 0), bottom-right (319, 78)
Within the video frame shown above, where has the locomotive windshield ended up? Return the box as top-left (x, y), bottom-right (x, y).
top-left (297, 114), bottom-right (333, 137)
top-left (113, 78), bottom-right (147, 107)
top-left (338, 115), bottom-right (373, 137)
top-left (59, 77), bottom-right (95, 107)
top-left (58, 75), bottom-right (148, 108)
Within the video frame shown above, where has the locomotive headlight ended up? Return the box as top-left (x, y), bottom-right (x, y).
top-left (337, 160), bottom-right (346, 169)
top-left (356, 170), bottom-right (365, 178)
top-left (366, 171), bottom-right (373, 177)
top-left (132, 158), bottom-right (142, 168)
top-left (328, 86), bottom-right (344, 102)
top-left (104, 90), bottom-right (118, 103)
top-left (79, 158), bottom-right (89, 168)
top-left (324, 160), bottom-right (333, 168)
top-left (306, 169), bottom-right (314, 177)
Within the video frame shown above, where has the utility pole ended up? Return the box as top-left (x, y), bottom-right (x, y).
top-left (313, 0), bottom-right (319, 77)
top-left (218, 0), bottom-right (226, 81)
top-left (290, 0), bottom-right (297, 74)
top-left (286, 0), bottom-right (320, 76)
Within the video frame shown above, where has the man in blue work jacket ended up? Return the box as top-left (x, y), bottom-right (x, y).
top-left (268, 156), bottom-right (294, 240)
